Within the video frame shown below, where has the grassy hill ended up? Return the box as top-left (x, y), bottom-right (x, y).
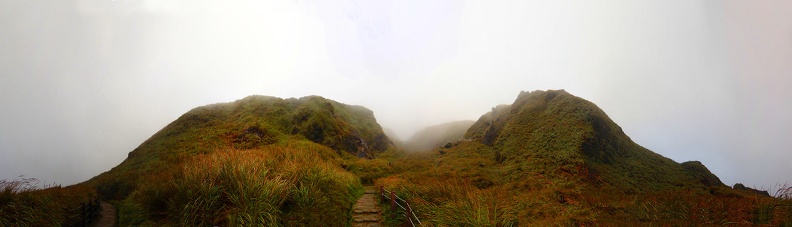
top-left (83, 95), bottom-right (392, 225)
top-left (464, 89), bottom-right (716, 192)
top-left (372, 90), bottom-right (791, 225)
top-left (403, 120), bottom-right (475, 152)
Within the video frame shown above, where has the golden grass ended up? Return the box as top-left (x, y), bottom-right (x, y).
top-left (119, 145), bottom-right (363, 226)
top-left (367, 146), bottom-right (792, 225)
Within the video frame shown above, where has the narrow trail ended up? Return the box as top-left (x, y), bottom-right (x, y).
top-left (90, 201), bottom-right (116, 227)
top-left (351, 188), bottom-right (382, 227)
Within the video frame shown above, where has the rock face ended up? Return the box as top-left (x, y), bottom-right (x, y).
top-left (464, 90), bottom-right (721, 192)
top-left (91, 95), bottom-right (391, 200)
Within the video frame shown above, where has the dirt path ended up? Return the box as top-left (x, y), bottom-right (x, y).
top-left (351, 188), bottom-right (382, 227)
top-left (90, 201), bottom-right (116, 227)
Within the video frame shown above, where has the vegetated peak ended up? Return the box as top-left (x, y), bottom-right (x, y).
top-left (89, 95), bottom-right (391, 200)
top-left (158, 94), bottom-right (389, 157)
top-left (681, 160), bottom-right (724, 187)
top-left (464, 89), bottom-right (723, 192)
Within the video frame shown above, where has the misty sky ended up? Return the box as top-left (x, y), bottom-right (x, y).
top-left (1, 1), bottom-right (790, 191)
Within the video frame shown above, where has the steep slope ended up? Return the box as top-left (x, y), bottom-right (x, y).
top-left (403, 120), bottom-right (475, 152)
top-left (464, 89), bottom-right (718, 192)
top-left (89, 95), bottom-right (391, 200)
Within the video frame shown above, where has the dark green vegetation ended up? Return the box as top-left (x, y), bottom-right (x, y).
top-left (682, 160), bottom-right (725, 187)
top-left (403, 120), bottom-right (475, 152)
top-left (2, 91), bottom-right (791, 226)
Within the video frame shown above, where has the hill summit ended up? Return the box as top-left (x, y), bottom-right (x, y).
top-left (465, 89), bottom-right (722, 191)
top-left (91, 95), bottom-right (391, 200)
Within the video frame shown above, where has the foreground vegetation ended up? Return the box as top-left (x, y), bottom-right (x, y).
top-left (0, 178), bottom-right (97, 226)
top-left (362, 148), bottom-right (792, 225)
top-left (120, 144), bottom-right (364, 226)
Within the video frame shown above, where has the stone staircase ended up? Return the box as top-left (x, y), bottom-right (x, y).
top-left (351, 189), bottom-right (382, 227)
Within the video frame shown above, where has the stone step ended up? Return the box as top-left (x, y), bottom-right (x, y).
top-left (353, 207), bottom-right (381, 213)
top-left (352, 187), bottom-right (383, 227)
top-left (351, 222), bottom-right (382, 227)
top-left (353, 213), bottom-right (381, 222)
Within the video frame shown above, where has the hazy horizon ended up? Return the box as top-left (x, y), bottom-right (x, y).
top-left (1, 1), bottom-right (791, 191)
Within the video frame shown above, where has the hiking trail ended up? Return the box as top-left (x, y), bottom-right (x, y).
top-left (90, 201), bottom-right (116, 227)
top-left (351, 188), bottom-right (382, 227)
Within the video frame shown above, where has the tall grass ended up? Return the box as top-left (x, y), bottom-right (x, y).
top-left (780, 184), bottom-right (792, 226)
top-left (369, 143), bottom-right (792, 225)
top-left (424, 183), bottom-right (518, 226)
top-left (120, 146), bottom-right (363, 226)
top-left (0, 177), bottom-right (97, 226)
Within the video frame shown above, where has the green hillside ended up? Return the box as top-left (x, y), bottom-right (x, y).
top-left (465, 89), bottom-right (716, 192)
top-left (403, 120), bottom-right (475, 152)
top-left (84, 95), bottom-right (392, 225)
top-left (373, 90), bottom-right (790, 225)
